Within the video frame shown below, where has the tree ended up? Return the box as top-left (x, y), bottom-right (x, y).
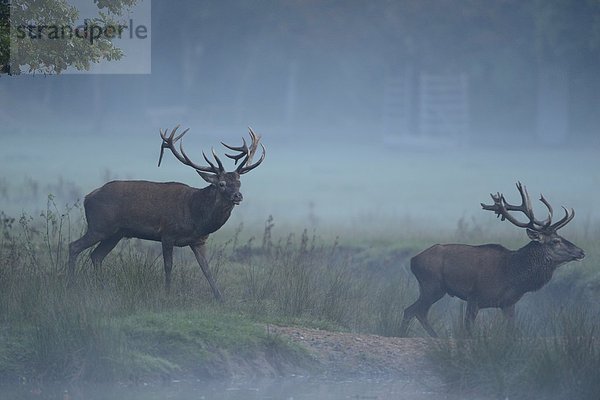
top-left (0, 0), bottom-right (140, 75)
top-left (0, 1), bottom-right (9, 73)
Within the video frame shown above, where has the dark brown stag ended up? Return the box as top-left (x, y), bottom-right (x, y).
top-left (67, 126), bottom-right (265, 300)
top-left (400, 182), bottom-right (585, 337)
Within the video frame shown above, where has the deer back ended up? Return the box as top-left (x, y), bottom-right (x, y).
top-left (413, 243), bottom-right (513, 303)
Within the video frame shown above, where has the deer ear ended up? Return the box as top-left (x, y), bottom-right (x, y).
top-left (526, 229), bottom-right (543, 242)
top-left (197, 171), bottom-right (218, 184)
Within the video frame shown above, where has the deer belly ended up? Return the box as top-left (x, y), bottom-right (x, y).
top-left (173, 235), bottom-right (204, 247)
top-left (120, 229), bottom-right (202, 247)
top-left (472, 288), bottom-right (522, 309)
top-left (121, 228), bottom-right (161, 242)
top-left (442, 271), bottom-right (475, 301)
top-left (446, 288), bottom-right (470, 301)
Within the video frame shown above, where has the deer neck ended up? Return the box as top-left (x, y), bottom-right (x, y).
top-left (191, 186), bottom-right (235, 235)
top-left (509, 241), bottom-right (557, 293)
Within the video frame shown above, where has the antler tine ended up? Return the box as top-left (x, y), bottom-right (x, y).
top-left (235, 127), bottom-right (263, 173)
top-left (481, 182), bottom-right (553, 231)
top-left (198, 149), bottom-right (226, 173)
top-left (158, 129), bottom-right (167, 167)
top-left (239, 143), bottom-right (266, 174)
top-left (221, 137), bottom-right (248, 152)
top-left (157, 125), bottom-right (221, 173)
top-left (549, 206), bottom-right (575, 231)
top-left (160, 125), bottom-right (188, 141)
top-left (211, 148), bottom-right (225, 172)
top-left (180, 142), bottom-right (216, 173)
top-left (514, 182), bottom-right (552, 228)
top-left (158, 126), bottom-right (190, 167)
top-left (219, 128), bottom-right (265, 173)
top-left (537, 194), bottom-right (553, 227)
top-left (481, 192), bottom-right (505, 218)
top-left (200, 151), bottom-right (217, 171)
top-left (168, 124), bottom-right (179, 140)
top-left (481, 191), bottom-right (532, 228)
top-left (502, 182), bottom-right (529, 214)
top-left (173, 128), bottom-right (188, 142)
top-left (222, 137), bottom-right (248, 165)
top-left (507, 182), bottom-right (554, 230)
top-left (247, 128), bottom-right (260, 162)
top-left (248, 127), bottom-right (258, 142)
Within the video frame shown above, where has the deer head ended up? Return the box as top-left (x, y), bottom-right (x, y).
top-left (481, 182), bottom-right (585, 264)
top-left (157, 125), bottom-right (265, 205)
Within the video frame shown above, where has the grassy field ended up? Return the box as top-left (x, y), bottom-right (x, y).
top-left (0, 203), bottom-right (317, 384)
top-left (0, 196), bottom-right (599, 399)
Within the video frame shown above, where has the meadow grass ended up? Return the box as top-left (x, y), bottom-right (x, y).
top-left (428, 310), bottom-right (600, 400)
top-left (0, 199), bottom-right (599, 395)
top-left (0, 201), bottom-right (316, 383)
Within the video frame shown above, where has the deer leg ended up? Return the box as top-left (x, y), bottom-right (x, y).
top-left (68, 231), bottom-right (103, 284)
top-left (400, 299), bottom-right (435, 337)
top-left (399, 302), bottom-right (417, 335)
top-left (401, 286), bottom-right (444, 338)
top-left (161, 241), bottom-right (174, 292)
top-left (190, 244), bottom-right (223, 302)
top-left (90, 234), bottom-right (122, 270)
top-left (414, 300), bottom-right (442, 338)
top-left (465, 300), bottom-right (479, 333)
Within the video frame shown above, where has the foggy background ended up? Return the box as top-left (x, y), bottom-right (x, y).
top-left (1, 0), bottom-right (600, 233)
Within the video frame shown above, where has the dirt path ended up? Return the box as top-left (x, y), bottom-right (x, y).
top-left (270, 325), bottom-right (444, 390)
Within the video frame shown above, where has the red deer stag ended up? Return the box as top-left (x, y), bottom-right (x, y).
top-left (400, 182), bottom-right (584, 337)
top-left (67, 126), bottom-right (265, 300)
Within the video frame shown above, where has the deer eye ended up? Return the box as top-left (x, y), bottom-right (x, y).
top-left (552, 238), bottom-right (561, 245)
top-left (218, 181), bottom-right (226, 188)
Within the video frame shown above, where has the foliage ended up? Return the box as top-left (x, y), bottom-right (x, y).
top-left (94, 0), bottom-right (138, 15)
top-left (0, 1), bottom-right (9, 74)
top-left (0, 0), bottom-right (140, 75)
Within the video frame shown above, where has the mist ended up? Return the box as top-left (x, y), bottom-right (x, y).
top-left (2, 0), bottom-right (600, 231)
top-left (1, 1), bottom-right (600, 399)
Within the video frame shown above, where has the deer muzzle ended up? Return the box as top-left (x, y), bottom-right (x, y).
top-left (232, 192), bottom-right (243, 205)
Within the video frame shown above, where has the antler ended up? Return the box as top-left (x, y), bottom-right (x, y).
top-left (158, 125), bottom-right (224, 174)
top-left (221, 127), bottom-right (266, 174)
top-left (481, 182), bottom-right (572, 232)
top-left (548, 206), bottom-right (575, 232)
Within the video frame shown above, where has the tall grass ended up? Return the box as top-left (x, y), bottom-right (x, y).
top-left (429, 310), bottom-right (600, 400)
top-left (230, 220), bottom-right (364, 325)
top-left (1, 199), bottom-right (599, 389)
top-left (222, 215), bottom-right (426, 332)
top-left (0, 202), bottom-right (271, 381)
top-left (0, 202), bottom-right (417, 381)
